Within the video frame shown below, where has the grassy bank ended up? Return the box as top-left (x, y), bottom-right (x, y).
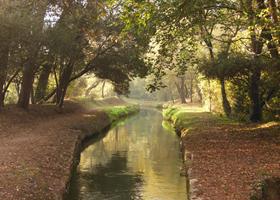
top-left (162, 105), bottom-right (236, 134)
top-left (105, 105), bottom-right (139, 122)
top-left (162, 104), bottom-right (280, 200)
top-left (73, 97), bottom-right (140, 123)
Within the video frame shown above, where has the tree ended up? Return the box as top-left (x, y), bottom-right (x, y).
top-left (17, 1), bottom-right (49, 109)
top-left (139, 0), bottom-right (279, 120)
top-left (37, 0), bottom-right (151, 107)
top-left (34, 64), bottom-right (53, 103)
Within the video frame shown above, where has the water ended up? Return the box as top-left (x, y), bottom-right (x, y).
top-left (68, 109), bottom-right (187, 200)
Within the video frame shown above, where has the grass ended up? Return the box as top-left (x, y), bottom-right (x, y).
top-left (163, 105), bottom-right (239, 132)
top-left (162, 120), bottom-right (176, 134)
top-left (73, 96), bottom-right (140, 123)
top-left (105, 105), bottom-right (139, 122)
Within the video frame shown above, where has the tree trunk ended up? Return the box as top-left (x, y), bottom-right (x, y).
top-left (196, 84), bottom-right (203, 103)
top-left (0, 93), bottom-right (5, 108)
top-left (249, 67), bottom-right (262, 122)
top-left (208, 79), bottom-right (212, 112)
top-left (18, 61), bottom-right (36, 109)
top-left (56, 62), bottom-right (74, 108)
top-left (101, 81), bottom-right (106, 98)
top-left (220, 77), bottom-right (231, 117)
top-left (180, 76), bottom-right (187, 103)
top-left (169, 88), bottom-right (175, 103)
top-left (35, 64), bottom-right (52, 103)
top-left (85, 80), bottom-right (101, 96)
top-left (190, 77), bottom-right (193, 103)
top-left (269, 0), bottom-right (278, 23)
top-left (175, 76), bottom-right (187, 104)
top-left (268, 0), bottom-right (280, 42)
top-left (0, 45), bottom-right (9, 108)
top-left (247, 0), bottom-right (264, 122)
top-left (31, 86), bottom-right (35, 105)
top-left (17, 1), bottom-right (48, 109)
top-left (184, 85), bottom-right (189, 99)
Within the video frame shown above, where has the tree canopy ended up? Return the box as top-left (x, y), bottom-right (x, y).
top-left (0, 0), bottom-right (279, 121)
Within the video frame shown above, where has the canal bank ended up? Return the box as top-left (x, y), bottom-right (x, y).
top-left (163, 104), bottom-right (280, 200)
top-left (0, 98), bottom-right (138, 200)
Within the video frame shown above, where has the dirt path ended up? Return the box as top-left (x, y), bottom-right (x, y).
top-left (163, 106), bottom-right (280, 200)
top-left (184, 120), bottom-right (280, 200)
top-left (0, 102), bottom-right (117, 200)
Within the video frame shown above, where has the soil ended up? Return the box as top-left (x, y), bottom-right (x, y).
top-left (0, 100), bottom-right (123, 200)
top-left (181, 114), bottom-right (280, 200)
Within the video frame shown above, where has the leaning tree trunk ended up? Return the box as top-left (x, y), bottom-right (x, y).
top-left (0, 45), bottom-right (9, 108)
top-left (85, 80), bottom-right (101, 96)
top-left (35, 64), bottom-right (52, 103)
top-left (101, 81), bottom-right (106, 98)
top-left (220, 77), bottom-right (231, 117)
top-left (56, 62), bottom-right (74, 108)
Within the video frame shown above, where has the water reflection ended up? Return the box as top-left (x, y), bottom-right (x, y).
top-left (69, 109), bottom-right (187, 200)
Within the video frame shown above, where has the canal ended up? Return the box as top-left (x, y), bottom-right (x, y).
top-left (68, 108), bottom-right (187, 200)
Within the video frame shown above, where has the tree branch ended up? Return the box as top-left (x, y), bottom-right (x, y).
top-left (3, 69), bottom-right (20, 94)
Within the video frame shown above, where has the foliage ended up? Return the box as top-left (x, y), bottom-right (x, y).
top-left (130, 0), bottom-right (280, 121)
top-left (0, 0), bottom-right (279, 122)
top-left (0, 0), bottom-right (153, 109)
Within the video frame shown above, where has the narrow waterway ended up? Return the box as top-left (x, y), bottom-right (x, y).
top-left (68, 109), bottom-right (187, 200)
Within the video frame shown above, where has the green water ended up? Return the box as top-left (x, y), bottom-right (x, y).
top-left (68, 109), bottom-right (187, 200)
